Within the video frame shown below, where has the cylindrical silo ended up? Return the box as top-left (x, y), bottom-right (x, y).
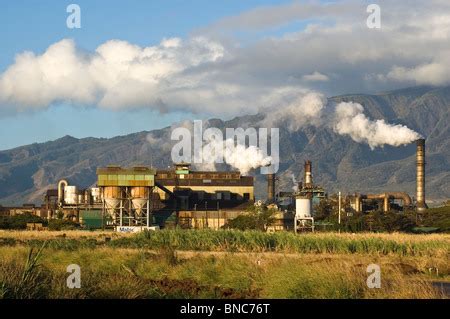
top-left (91, 187), bottom-right (101, 203)
top-left (295, 196), bottom-right (312, 218)
top-left (103, 186), bottom-right (122, 219)
top-left (64, 186), bottom-right (78, 205)
top-left (131, 187), bottom-right (150, 216)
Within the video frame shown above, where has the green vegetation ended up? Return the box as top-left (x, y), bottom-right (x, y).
top-left (0, 213), bottom-right (46, 230)
top-left (109, 229), bottom-right (449, 256)
top-left (224, 205), bottom-right (277, 231)
top-left (47, 219), bottom-right (80, 231)
top-left (327, 211), bottom-right (418, 233)
top-left (0, 214), bottom-right (81, 231)
top-left (0, 229), bottom-right (448, 257)
top-left (314, 198), bottom-right (450, 233)
top-left (0, 243), bottom-right (445, 299)
top-left (0, 243), bottom-right (50, 298)
top-left (420, 206), bottom-right (450, 233)
top-left (0, 230), bottom-right (447, 299)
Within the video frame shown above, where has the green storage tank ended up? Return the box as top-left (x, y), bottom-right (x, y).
top-left (80, 210), bottom-right (103, 230)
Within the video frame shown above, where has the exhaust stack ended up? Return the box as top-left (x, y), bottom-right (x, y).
top-left (304, 160), bottom-right (313, 187)
top-left (416, 139), bottom-right (427, 211)
top-left (267, 173), bottom-right (275, 203)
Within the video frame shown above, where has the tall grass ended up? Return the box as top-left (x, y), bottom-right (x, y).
top-left (0, 246), bottom-right (446, 299)
top-left (261, 257), bottom-right (440, 298)
top-left (0, 229), bottom-right (448, 256)
top-left (107, 229), bottom-right (449, 257)
top-left (0, 243), bottom-right (52, 298)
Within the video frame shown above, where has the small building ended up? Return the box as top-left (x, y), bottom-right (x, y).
top-left (26, 223), bottom-right (46, 231)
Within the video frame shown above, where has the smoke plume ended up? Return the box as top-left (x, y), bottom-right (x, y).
top-left (333, 102), bottom-right (422, 149)
top-left (262, 92), bottom-right (422, 149)
top-left (291, 173), bottom-right (299, 192)
top-left (261, 91), bottom-right (326, 131)
top-left (200, 138), bottom-right (272, 175)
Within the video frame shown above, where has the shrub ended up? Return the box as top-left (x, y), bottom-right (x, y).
top-left (323, 211), bottom-right (420, 233)
top-left (48, 219), bottom-right (80, 231)
top-left (0, 213), bottom-right (46, 230)
top-left (224, 205), bottom-right (276, 231)
top-left (419, 206), bottom-right (450, 232)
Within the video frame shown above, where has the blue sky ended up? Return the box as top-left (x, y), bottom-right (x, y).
top-left (0, 0), bottom-right (294, 150)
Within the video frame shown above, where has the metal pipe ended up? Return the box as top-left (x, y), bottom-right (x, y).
top-left (57, 179), bottom-right (68, 205)
top-left (357, 192), bottom-right (412, 212)
top-left (385, 192), bottom-right (412, 207)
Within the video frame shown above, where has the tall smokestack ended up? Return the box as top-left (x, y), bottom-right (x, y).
top-left (416, 139), bottom-right (427, 211)
top-left (267, 173), bottom-right (275, 203)
top-left (304, 160), bottom-right (313, 187)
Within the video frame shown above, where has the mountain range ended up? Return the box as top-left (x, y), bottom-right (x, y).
top-left (0, 86), bottom-right (449, 206)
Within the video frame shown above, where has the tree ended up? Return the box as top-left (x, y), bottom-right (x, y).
top-left (314, 199), bottom-right (334, 220)
top-left (225, 205), bottom-right (277, 231)
top-left (48, 219), bottom-right (80, 231)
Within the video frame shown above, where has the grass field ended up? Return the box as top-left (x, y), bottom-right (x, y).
top-left (0, 229), bottom-right (448, 299)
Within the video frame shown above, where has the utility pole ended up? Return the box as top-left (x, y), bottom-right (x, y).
top-left (102, 194), bottom-right (105, 232)
top-left (338, 191), bottom-right (342, 233)
top-left (205, 201), bottom-right (208, 228)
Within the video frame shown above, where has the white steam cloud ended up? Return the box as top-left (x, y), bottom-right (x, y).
top-left (333, 102), bottom-right (422, 149)
top-left (291, 173), bottom-right (299, 192)
top-left (262, 92), bottom-right (422, 149)
top-left (261, 91), bottom-right (327, 131)
top-left (199, 138), bottom-right (272, 175)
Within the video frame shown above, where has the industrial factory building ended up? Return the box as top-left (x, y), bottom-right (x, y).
top-left (0, 139), bottom-right (429, 233)
top-left (265, 139), bottom-right (429, 231)
top-left (347, 139), bottom-right (427, 213)
top-left (36, 160), bottom-right (324, 232)
top-left (267, 160), bottom-right (326, 232)
top-left (35, 163), bottom-right (256, 231)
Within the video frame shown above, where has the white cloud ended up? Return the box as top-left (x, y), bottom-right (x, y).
top-left (302, 71), bottom-right (329, 82)
top-left (0, 40), bottom-right (96, 110)
top-left (1, 1), bottom-right (450, 116)
top-left (0, 37), bottom-right (227, 112)
top-left (385, 60), bottom-right (450, 86)
top-left (197, 1), bottom-right (360, 33)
